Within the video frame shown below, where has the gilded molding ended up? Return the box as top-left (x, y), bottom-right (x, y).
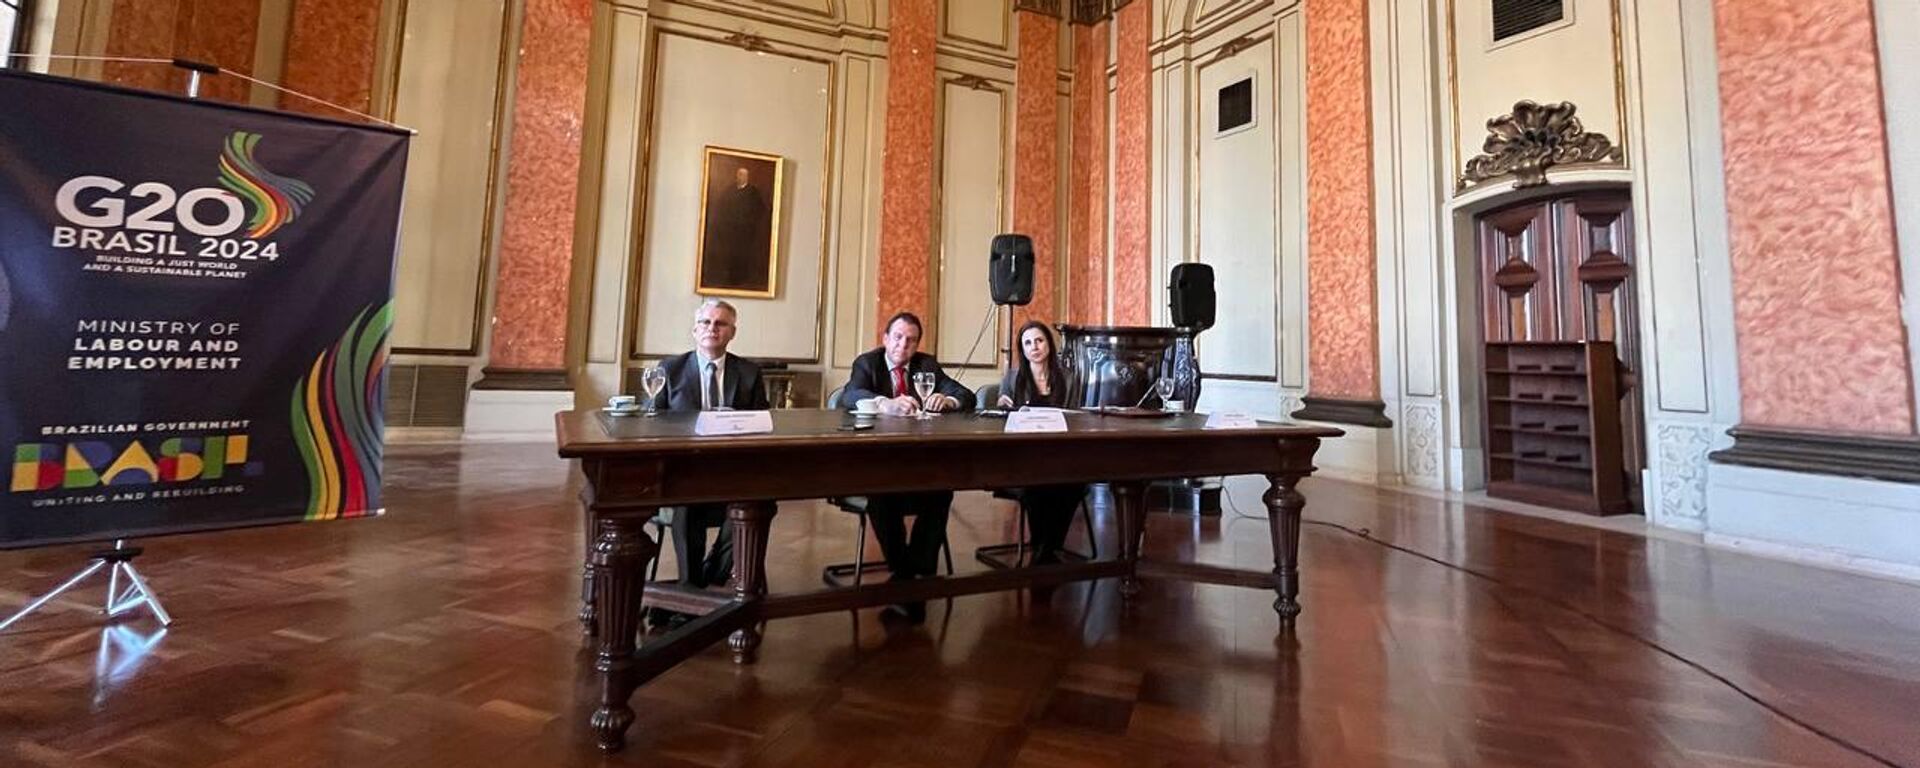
top-left (1071, 0), bottom-right (1112, 25)
top-left (1014, 0), bottom-right (1064, 18)
top-left (1458, 100), bottom-right (1622, 191)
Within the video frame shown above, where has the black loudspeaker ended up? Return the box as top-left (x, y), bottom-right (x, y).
top-left (1168, 262), bottom-right (1215, 331)
top-left (989, 234), bottom-right (1034, 306)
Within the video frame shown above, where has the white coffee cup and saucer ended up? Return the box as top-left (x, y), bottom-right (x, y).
top-left (851, 397), bottom-right (882, 418)
top-left (603, 394), bottom-right (641, 416)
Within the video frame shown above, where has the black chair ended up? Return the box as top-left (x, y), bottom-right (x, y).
top-left (819, 385), bottom-right (955, 587)
top-left (646, 511), bottom-right (672, 583)
top-left (971, 383), bottom-right (1099, 569)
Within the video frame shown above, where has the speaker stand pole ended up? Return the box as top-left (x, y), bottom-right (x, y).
top-left (999, 304), bottom-right (1016, 372)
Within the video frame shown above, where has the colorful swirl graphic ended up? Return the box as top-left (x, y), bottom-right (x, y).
top-left (290, 302), bottom-right (391, 521)
top-left (217, 132), bottom-right (316, 239)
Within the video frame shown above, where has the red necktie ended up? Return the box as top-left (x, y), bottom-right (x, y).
top-left (892, 365), bottom-right (906, 398)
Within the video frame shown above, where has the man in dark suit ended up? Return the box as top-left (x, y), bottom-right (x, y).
top-left (843, 311), bottom-right (974, 623)
top-left (704, 166), bottom-right (770, 291)
top-left (648, 299), bottom-right (770, 610)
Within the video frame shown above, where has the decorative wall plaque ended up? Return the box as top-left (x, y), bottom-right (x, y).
top-left (1459, 100), bottom-right (1622, 190)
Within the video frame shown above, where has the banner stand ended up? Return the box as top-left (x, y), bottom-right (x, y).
top-left (0, 540), bottom-right (172, 633)
top-left (0, 58), bottom-right (404, 633)
top-left (0, 59), bottom-right (219, 635)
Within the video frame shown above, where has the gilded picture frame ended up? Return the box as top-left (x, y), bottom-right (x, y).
top-left (694, 145), bottom-right (784, 298)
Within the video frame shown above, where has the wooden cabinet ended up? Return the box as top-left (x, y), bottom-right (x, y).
top-left (1483, 341), bottom-right (1629, 515)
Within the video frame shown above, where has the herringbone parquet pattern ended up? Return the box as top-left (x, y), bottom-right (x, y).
top-left (2, 443), bottom-right (1916, 767)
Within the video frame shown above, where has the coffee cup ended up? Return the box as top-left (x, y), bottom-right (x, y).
top-left (608, 395), bottom-right (638, 411)
top-left (853, 397), bottom-right (881, 415)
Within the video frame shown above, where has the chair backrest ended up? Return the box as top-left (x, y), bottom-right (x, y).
top-left (975, 383), bottom-right (1001, 409)
top-left (825, 385), bottom-right (846, 410)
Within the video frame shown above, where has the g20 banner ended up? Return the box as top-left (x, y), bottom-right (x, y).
top-left (0, 71), bottom-right (409, 548)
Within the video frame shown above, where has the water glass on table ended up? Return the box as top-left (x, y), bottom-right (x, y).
top-left (641, 366), bottom-right (667, 416)
top-left (912, 371), bottom-right (937, 419)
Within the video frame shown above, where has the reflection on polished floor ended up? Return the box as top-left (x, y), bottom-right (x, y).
top-left (2, 442), bottom-right (1918, 767)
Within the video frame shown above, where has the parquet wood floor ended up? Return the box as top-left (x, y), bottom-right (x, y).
top-left (3, 442), bottom-right (1918, 767)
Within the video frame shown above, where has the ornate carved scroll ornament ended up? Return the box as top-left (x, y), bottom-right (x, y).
top-left (1458, 100), bottom-right (1622, 190)
top-left (949, 74), bottom-right (998, 92)
top-left (723, 30), bottom-right (772, 53)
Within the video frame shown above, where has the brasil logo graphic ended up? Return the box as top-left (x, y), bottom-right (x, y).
top-left (217, 132), bottom-right (315, 239)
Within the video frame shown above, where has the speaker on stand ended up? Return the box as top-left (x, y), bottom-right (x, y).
top-left (989, 234), bottom-right (1035, 369)
top-left (1159, 262), bottom-right (1224, 515)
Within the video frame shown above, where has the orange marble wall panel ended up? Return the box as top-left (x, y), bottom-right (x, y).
top-left (1714, 0), bottom-right (1913, 434)
top-left (1014, 11), bottom-right (1061, 326)
top-left (1111, 0), bottom-right (1151, 326)
top-left (876, 0), bottom-right (940, 337)
top-left (1304, 0), bottom-right (1377, 401)
top-left (171, 0), bottom-right (259, 103)
top-left (102, 0), bottom-right (256, 101)
top-left (1069, 20), bottom-right (1110, 325)
top-left (487, 0), bottom-right (592, 372)
top-left (103, 0), bottom-right (182, 93)
top-left (282, 0), bottom-right (382, 118)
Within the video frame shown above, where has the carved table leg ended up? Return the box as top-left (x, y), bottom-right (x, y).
top-left (580, 507), bottom-right (598, 637)
top-left (1112, 481), bottom-right (1148, 598)
top-left (1264, 473), bottom-right (1306, 623)
top-left (726, 501), bottom-right (777, 664)
top-left (588, 514), bottom-right (658, 753)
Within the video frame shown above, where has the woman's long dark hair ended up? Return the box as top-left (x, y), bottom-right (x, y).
top-left (1010, 320), bottom-right (1067, 407)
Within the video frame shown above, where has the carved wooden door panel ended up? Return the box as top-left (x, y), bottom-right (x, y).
top-left (1477, 192), bottom-right (1644, 507)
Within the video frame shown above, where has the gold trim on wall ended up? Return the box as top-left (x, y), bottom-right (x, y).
top-left (1190, 29), bottom-right (1285, 381)
top-left (392, 0), bottom-right (520, 357)
top-left (693, 144), bottom-right (786, 299)
top-left (1609, 0), bottom-right (1627, 157)
top-left (929, 69), bottom-right (1012, 362)
top-left (940, 0), bottom-right (1014, 52)
top-left (625, 24), bottom-right (840, 363)
top-left (370, 0), bottom-right (411, 120)
top-left (1148, 0), bottom-right (1268, 56)
top-left (757, 0), bottom-right (838, 20)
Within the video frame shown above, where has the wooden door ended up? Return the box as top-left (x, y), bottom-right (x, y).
top-left (1476, 191), bottom-right (1644, 508)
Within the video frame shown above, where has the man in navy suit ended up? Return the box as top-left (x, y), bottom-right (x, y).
top-left (843, 311), bottom-right (974, 622)
top-left (648, 299), bottom-right (770, 606)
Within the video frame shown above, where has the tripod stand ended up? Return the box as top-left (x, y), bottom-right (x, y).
top-left (0, 540), bottom-right (172, 633)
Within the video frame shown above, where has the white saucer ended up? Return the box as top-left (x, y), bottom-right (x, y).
top-left (602, 406), bottom-right (643, 417)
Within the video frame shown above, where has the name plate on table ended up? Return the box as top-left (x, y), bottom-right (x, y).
top-left (694, 410), bottom-right (775, 435)
top-left (1005, 409), bottom-right (1070, 433)
top-left (1204, 411), bottom-right (1259, 430)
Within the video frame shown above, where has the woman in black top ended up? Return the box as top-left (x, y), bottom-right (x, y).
top-left (996, 321), bottom-right (1086, 564)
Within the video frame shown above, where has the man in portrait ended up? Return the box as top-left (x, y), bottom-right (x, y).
top-left (702, 163), bottom-right (772, 292)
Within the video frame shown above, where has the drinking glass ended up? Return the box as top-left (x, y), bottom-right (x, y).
top-left (641, 366), bottom-right (667, 416)
top-left (1154, 375), bottom-right (1176, 410)
top-left (912, 371), bottom-right (937, 419)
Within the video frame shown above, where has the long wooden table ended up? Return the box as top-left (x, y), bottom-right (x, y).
top-left (554, 408), bottom-right (1342, 752)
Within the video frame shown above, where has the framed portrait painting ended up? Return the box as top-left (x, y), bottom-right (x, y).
top-left (695, 145), bottom-right (784, 298)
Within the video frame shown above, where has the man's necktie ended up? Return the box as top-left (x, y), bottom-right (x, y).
top-left (704, 361), bottom-right (720, 411)
top-left (892, 365), bottom-right (906, 398)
